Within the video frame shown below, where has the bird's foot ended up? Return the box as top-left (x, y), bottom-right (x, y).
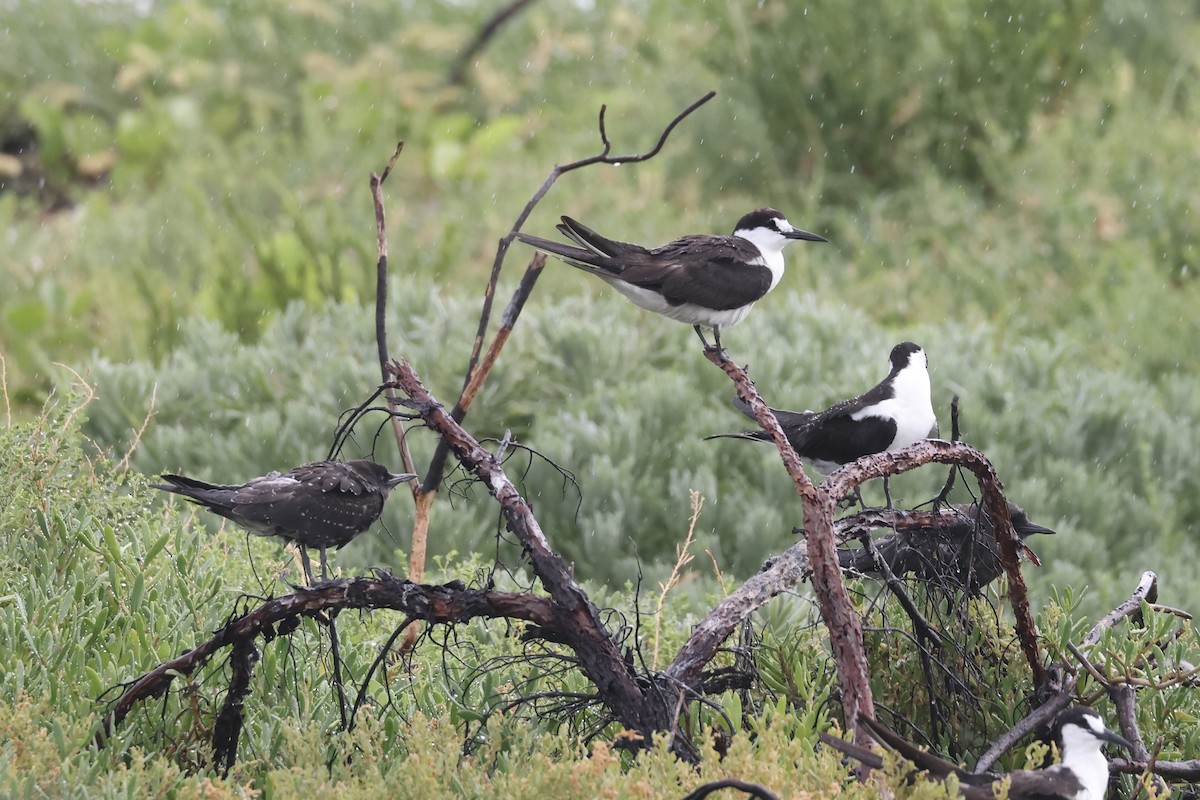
top-left (839, 486), bottom-right (866, 510)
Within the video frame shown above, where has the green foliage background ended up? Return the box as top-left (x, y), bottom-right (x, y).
top-left (3, 0), bottom-right (1200, 795)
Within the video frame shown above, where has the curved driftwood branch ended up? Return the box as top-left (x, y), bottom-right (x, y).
top-left (701, 347), bottom-right (873, 742)
top-left (386, 360), bottom-right (665, 744)
top-left (95, 574), bottom-right (555, 749)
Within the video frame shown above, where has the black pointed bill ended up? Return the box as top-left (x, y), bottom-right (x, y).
top-left (1020, 521), bottom-right (1057, 536)
top-left (388, 472), bottom-right (419, 488)
top-left (785, 228), bottom-right (829, 243)
top-left (1097, 728), bottom-right (1134, 751)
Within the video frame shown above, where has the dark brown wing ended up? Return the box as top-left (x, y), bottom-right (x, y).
top-left (229, 462), bottom-right (386, 548)
top-left (1003, 766), bottom-right (1085, 800)
top-left (750, 374), bottom-right (901, 465)
top-left (624, 235), bottom-right (774, 310)
top-left (791, 412), bottom-right (898, 466)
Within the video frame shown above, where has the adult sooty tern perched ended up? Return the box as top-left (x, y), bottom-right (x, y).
top-left (821, 707), bottom-right (1132, 800)
top-left (706, 342), bottom-right (937, 501)
top-left (515, 208), bottom-right (827, 349)
top-left (155, 459), bottom-right (416, 584)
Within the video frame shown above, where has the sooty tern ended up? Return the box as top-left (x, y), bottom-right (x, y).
top-left (821, 706), bottom-right (1132, 800)
top-left (515, 208), bottom-right (826, 349)
top-left (706, 342), bottom-right (937, 503)
top-left (155, 459), bottom-right (415, 584)
top-left (838, 501), bottom-right (1055, 594)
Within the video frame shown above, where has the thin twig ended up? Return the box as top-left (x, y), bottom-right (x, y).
top-left (652, 491), bottom-right (703, 669)
top-left (678, 778), bottom-right (783, 800)
top-left (368, 141), bottom-right (417, 478)
top-left (0, 351), bottom-right (11, 427)
top-left (972, 692), bottom-right (1073, 773)
top-left (1066, 641), bottom-right (1112, 687)
top-left (117, 383), bottom-right (157, 473)
top-left (348, 615), bottom-right (417, 730)
top-left (1110, 683), bottom-right (1169, 797)
top-left (859, 533), bottom-right (941, 646)
top-left (447, 0), bottom-right (538, 86)
top-left (696, 347), bottom-right (874, 744)
top-left (932, 394), bottom-right (961, 508)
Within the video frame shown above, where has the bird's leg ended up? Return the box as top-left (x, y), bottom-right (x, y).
top-left (319, 547), bottom-right (330, 582)
top-left (839, 485), bottom-right (866, 510)
top-left (693, 324), bottom-right (714, 349)
top-left (299, 546), bottom-right (315, 586)
top-left (883, 477), bottom-right (894, 509)
top-left (712, 325), bottom-right (724, 351)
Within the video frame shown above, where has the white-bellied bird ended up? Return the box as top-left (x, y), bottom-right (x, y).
top-left (515, 208), bottom-right (826, 349)
top-left (706, 342), bottom-right (938, 503)
top-left (821, 706), bottom-right (1132, 800)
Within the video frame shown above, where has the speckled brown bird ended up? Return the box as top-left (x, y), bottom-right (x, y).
top-left (155, 459), bottom-right (415, 583)
top-left (838, 501), bottom-right (1055, 594)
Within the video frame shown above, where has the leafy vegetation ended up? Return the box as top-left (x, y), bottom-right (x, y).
top-left (3, 401), bottom-right (1197, 797)
top-left (4, 0), bottom-right (1200, 795)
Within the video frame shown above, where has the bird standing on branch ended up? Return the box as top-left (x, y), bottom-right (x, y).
top-left (821, 707), bottom-right (1133, 800)
top-left (706, 342), bottom-right (938, 504)
top-left (515, 208), bottom-right (827, 349)
top-left (838, 501), bottom-right (1056, 594)
top-left (155, 460), bottom-right (416, 584)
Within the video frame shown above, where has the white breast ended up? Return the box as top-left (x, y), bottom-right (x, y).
top-left (851, 362), bottom-right (937, 451)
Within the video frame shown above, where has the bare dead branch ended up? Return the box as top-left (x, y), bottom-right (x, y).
top-left (699, 346), bottom-right (873, 743)
top-left (457, 254), bottom-right (547, 412)
top-left (932, 394), bottom-right (961, 507)
top-left (387, 359), bottom-right (667, 748)
top-left (971, 693), bottom-right (1073, 774)
top-left (1110, 683), bottom-right (1169, 797)
top-left (212, 637), bottom-right (256, 774)
top-left (1083, 570), bottom-right (1157, 647)
top-left (94, 574), bottom-right (557, 748)
top-left (368, 141), bottom-right (419, 478)
top-left (1066, 641), bottom-right (1112, 688)
top-left (1109, 757), bottom-right (1200, 781)
top-left (667, 538), bottom-right (811, 691)
top-left (973, 571), bottom-right (1166, 774)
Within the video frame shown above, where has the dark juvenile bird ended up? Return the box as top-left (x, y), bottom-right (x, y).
top-left (155, 460), bottom-right (416, 584)
top-left (706, 342), bottom-right (937, 502)
top-left (821, 707), bottom-right (1132, 800)
top-left (838, 501), bottom-right (1056, 593)
top-left (515, 208), bottom-right (827, 349)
